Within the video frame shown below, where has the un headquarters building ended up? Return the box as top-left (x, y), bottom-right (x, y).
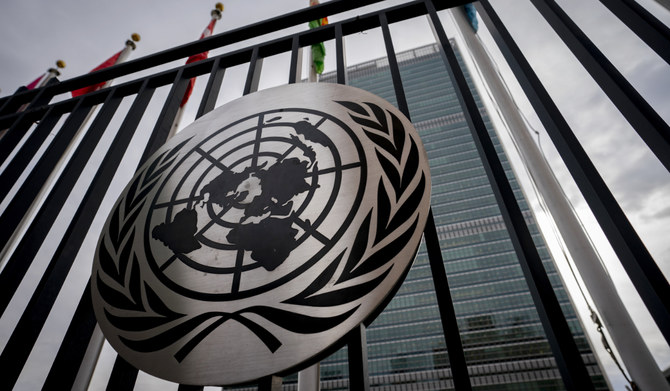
top-left (299, 42), bottom-right (607, 391)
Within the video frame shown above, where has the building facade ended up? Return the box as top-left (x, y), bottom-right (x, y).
top-left (313, 42), bottom-right (608, 390)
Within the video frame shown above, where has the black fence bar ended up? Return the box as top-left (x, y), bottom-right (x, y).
top-left (106, 356), bottom-right (139, 391)
top-left (177, 384), bottom-right (204, 391)
top-left (0, 81), bottom-right (156, 390)
top-left (381, 8), bottom-right (477, 389)
top-left (42, 281), bottom-right (97, 389)
top-left (335, 23), bottom-right (347, 85)
top-left (49, 73), bottom-right (193, 390)
top-left (0, 92), bottom-right (121, 315)
top-left (426, 1), bottom-right (596, 389)
top-left (0, 88), bottom-right (26, 116)
top-left (328, 39), bottom-right (368, 390)
top-left (0, 94), bottom-right (120, 314)
top-left (0, 107), bottom-right (61, 202)
top-left (289, 36), bottom-right (302, 84)
top-left (196, 58), bottom-right (225, 119)
top-left (530, 0), bottom-right (670, 173)
top-left (244, 47), bottom-right (263, 95)
top-left (477, 0), bottom-right (670, 346)
top-left (0, 100), bottom-right (93, 248)
top-left (379, 12), bottom-right (409, 116)
top-left (110, 71), bottom-right (200, 389)
top-left (347, 324), bottom-right (370, 391)
top-left (423, 211), bottom-right (471, 390)
top-left (0, 77), bottom-right (63, 166)
top-left (139, 71), bottom-right (189, 164)
top-left (599, 0), bottom-right (670, 65)
top-left (0, 113), bottom-right (38, 166)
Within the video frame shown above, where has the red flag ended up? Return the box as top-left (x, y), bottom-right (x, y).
top-left (72, 50), bottom-right (123, 97)
top-left (26, 74), bottom-right (45, 90)
top-left (181, 18), bottom-right (218, 107)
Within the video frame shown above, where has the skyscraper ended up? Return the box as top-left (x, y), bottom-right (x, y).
top-left (313, 41), bottom-right (609, 390)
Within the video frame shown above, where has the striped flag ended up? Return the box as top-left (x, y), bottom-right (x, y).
top-left (71, 35), bottom-right (139, 98)
top-left (25, 60), bottom-right (66, 90)
top-left (180, 4), bottom-right (222, 107)
top-left (71, 51), bottom-right (123, 97)
top-left (308, 0), bottom-right (328, 75)
top-left (26, 74), bottom-right (45, 90)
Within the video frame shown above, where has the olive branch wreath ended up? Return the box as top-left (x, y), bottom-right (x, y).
top-left (95, 101), bottom-right (427, 363)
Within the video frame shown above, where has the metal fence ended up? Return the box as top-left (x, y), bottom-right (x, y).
top-left (0, 0), bottom-right (668, 390)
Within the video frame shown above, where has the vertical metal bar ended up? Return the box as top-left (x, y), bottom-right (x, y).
top-left (196, 58), bottom-right (226, 119)
top-left (599, 0), bottom-right (670, 65)
top-left (258, 376), bottom-right (283, 391)
top-left (0, 100), bottom-right (92, 246)
top-left (244, 47), bottom-right (264, 95)
top-left (139, 70), bottom-right (189, 164)
top-left (0, 78), bottom-right (61, 167)
top-left (0, 113), bottom-right (37, 165)
top-left (477, 0), bottom-right (670, 347)
top-left (425, 1), bottom-right (595, 389)
top-left (424, 212), bottom-right (471, 390)
top-left (331, 26), bottom-right (369, 390)
top-left (43, 282), bottom-right (99, 389)
top-left (0, 108), bottom-right (61, 201)
top-left (177, 385), bottom-right (204, 391)
top-left (346, 324), bottom-right (370, 391)
top-left (46, 72), bottom-right (191, 390)
top-left (0, 81), bottom-right (155, 390)
top-left (289, 36), bottom-right (304, 84)
top-left (0, 92), bottom-right (121, 315)
top-left (0, 90), bottom-right (23, 116)
top-left (530, 0), bottom-right (670, 173)
top-left (105, 357), bottom-right (139, 391)
top-left (335, 23), bottom-right (347, 85)
top-left (379, 13), bottom-right (409, 116)
top-left (110, 71), bottom-right (200, 389)
top-left (380, 9), bottom-right (473, 390)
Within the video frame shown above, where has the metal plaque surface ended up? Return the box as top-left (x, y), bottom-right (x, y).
top-left (91, 83), bottom-right (431, 385)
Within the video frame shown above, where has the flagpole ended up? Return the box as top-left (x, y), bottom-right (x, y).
top-left (37, 60), bottom-right (67, 88)
top-left (11, 60), bottom-right (67, 117)
top-left (168, 3), bottom-right (223, 138)
top-left (448, 7), bottom-right (669, 391)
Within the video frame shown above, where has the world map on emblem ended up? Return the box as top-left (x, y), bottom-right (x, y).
top-left (91, 83), bottom-right (432, 385)
top-left (144, 109), bottom-right (363, 299)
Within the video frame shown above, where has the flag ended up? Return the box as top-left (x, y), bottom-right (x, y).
top-left (463, 4), bottom-right (478, 32)
top-left (26, 74), bottom-right (45, 90)
top-left (181, 17), bottom-right (218, 107)
top-left (72, 51), bottom-right (123, 97)
top-left (308, 0), bottom-right (328, 75)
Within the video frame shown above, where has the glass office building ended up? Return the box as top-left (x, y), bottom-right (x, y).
top-left (313, 42), bottom-right (609, 390)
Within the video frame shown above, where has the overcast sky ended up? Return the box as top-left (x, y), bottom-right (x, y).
top-left (1, 0), bottom-right (669, 390)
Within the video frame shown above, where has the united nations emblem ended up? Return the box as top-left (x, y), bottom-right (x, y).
top-left (92, 83), bottom-right (431, 385)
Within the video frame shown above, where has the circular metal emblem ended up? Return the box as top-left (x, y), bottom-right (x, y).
top-left (92, 83), bottom-right (431, 385)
